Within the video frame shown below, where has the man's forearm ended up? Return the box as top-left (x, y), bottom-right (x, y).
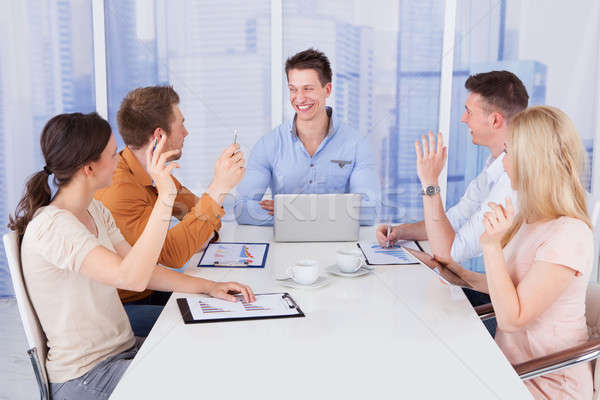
top-left (422, 193), bottom-right (456, 262)
top-left (396, 220), bottom-right (428, 241)
top-left (234, 199), bottom-right (274, 226)
top-left (205, 182), bottom-right (228, 206)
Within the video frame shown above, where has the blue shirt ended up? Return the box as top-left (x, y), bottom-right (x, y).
top-left (234, 107), bottom-right (381, 226)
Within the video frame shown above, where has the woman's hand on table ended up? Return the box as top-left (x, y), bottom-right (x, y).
top-left (208, 281), bottom-right (256, 303)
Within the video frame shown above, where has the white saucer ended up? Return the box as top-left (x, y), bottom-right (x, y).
top-left (276, 275), bottom-right (331, 289)
top-left (326, 264), bottom-right (372, 278)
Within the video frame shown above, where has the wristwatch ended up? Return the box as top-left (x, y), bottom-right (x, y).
top-left (421, 185), bottom-right (440, 196)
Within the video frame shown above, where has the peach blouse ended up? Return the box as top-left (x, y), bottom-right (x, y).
top-left (496, 217), bottom-right (593, 399)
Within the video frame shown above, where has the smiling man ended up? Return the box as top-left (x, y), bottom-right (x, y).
top-left (234, 48), bottom-right (380, 226)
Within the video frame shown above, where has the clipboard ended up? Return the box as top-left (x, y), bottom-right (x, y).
top-left (177, 292), bottom-right (304, 324)
top-left (197, 242), bottom-right (269, 268)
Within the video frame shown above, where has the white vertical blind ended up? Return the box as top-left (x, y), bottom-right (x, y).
top-left (270, 0), bottom-right (283, 129)
top-left (437, 0), bottom-right (457, 205)
top-left (92, 0), bottom-right (108, 119)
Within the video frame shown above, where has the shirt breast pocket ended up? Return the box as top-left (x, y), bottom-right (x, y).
top-left (327, 160), bottom-right (353, 192)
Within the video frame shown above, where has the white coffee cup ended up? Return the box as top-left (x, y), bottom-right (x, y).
top-left (287, 259), bottom-right (319, 285)
top-left (336, 248), bottom-right (365, 273)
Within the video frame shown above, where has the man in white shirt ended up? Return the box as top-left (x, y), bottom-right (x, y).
top-left (377, 71), bottom-right (528, 270)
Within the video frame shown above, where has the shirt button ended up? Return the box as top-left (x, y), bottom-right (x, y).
top-left (309, 180), bottom-right (313, 184)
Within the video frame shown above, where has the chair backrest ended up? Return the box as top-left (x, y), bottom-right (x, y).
top-left (3, 231), bottom-right (50, 397)
top-left (586, 283), bottom-right (600, 399)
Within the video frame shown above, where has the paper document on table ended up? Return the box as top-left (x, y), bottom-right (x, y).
top-left (197, 242), bottom-right (269, 268)
top-left (357, 241), bottom-right (420, 265)
top-left (177, 293), bottom-right (304, 324)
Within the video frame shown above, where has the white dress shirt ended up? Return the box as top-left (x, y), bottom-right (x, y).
top-left (446, 153), bottom-right (518, 267)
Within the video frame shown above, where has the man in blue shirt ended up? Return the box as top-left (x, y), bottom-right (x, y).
top-left (234, 49), bottom-right (380, 226)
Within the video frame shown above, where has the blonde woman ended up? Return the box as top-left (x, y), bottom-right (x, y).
top-left (436, 106), bottom-right (593, 398)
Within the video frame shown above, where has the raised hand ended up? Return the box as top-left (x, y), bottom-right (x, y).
top-left (480, 197), bottom-right (515, 247)
top-left (210, 144), bottom-right (245, 193)
top-left (145, 134), bottom-right (180, 202)
top-left (415, 131), bottom-right (447, 186)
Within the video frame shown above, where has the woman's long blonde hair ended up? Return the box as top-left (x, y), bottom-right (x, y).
top-left (501, 106), bottom-right (591, 246)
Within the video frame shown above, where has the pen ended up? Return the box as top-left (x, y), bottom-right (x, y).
top-left (385, 222), bottom-right (391, 248)
top-left (233, 128), bottom-right (238, 145)
top-left (152, 138), bottom-right (157, 152)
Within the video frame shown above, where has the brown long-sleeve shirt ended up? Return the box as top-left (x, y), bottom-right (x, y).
top-left (95, 147), bottom-right (225, 302)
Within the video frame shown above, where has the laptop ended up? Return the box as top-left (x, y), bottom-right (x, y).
top-left (273, 193), bottom-right (362, 242)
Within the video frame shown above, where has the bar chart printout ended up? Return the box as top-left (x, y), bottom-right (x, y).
top-left (198, 242), bottom-right (269, 267)
top-left (197, 300), bottom-right (230, 314)
top-left (358, 241), bottom-right (420, 265)
top-left (184, 293), bottom-right (299, 321)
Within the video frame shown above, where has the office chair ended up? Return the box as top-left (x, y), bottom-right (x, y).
top-left (588, 194), bottom-right (600, 282)
top-left (475, 283), bottom-right (600, 399)
top-left (4, 231), bottom-right (50, 400)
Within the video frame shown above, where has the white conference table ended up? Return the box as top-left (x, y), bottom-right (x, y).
top-left (111, 223), bottom-right (531, 400)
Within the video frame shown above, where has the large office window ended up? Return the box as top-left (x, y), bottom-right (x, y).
top-left (105, 0), bottom-right (271, 204)
top-left (0, 0), bottom-right (95, 296)
top-left (448, 0), bottom-right (598, 206)
top-left (0, 1), bottom-right (599, 296)
top-left (282, 0), bottom-right (444, 223)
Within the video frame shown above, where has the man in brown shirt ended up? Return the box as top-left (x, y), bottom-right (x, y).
top-left (96, 86), bottom-right (245, 334)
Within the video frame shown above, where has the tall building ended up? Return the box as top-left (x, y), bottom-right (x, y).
top-left (383, 0), bottom-right (444, 222)
top-left (0, 0), bottom-right (95, 296)
top-left (334, 23), bottom-right (374, 136)
top-left (106, 0), bottom-right (160, 147)
top-left (163, 0), bottom-right (271, 193)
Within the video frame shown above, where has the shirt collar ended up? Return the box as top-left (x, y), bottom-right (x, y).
top-left (485, 152), bottom-right (506, 182)
top-left (289, 106), bottom-right (336, 140)
top-left (121, 146), bottom-right (154, 187)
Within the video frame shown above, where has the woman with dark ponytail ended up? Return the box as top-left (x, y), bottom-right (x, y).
top-left (10, 113), bottom-right (114, 236)
top-left (11, 113), bottom-right (255, 400)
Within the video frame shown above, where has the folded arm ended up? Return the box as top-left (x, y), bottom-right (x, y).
top-left (349, 135), bottom-right (381, 226)
top-left (234, 136), bottom-right (274, 226)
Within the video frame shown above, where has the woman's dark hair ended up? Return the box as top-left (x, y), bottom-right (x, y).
top-left (8, 112), bottom-right (112, 236)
